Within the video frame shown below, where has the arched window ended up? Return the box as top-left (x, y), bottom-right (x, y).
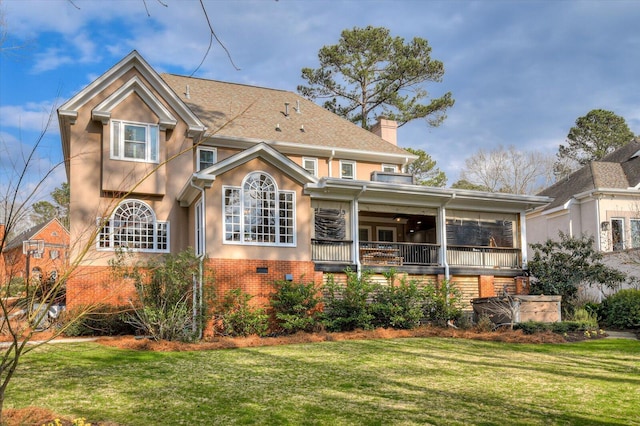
top-left (98, 200), bottom-right (169, 252)
top-left (223, 172), bottom-right (295, 246)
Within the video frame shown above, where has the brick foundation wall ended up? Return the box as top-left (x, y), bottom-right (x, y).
top-left (66, 259), bottom-right (323, 310)
top-left (66, 266), bottom-right (137, 309)
top-left (210, 258), bottom-right (323, 306)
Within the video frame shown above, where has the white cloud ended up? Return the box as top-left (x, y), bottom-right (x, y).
top-left (0, 102), bottom-right (59, 133)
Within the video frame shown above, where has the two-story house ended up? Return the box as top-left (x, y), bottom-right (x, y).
top-left (58, 51), bottom-right (550, 312)
top-left (0, 218), bottom-right (69, 287)
top-left (527, 139), bottom-right (640, 297)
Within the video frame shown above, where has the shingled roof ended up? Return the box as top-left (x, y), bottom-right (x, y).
top-left (161, 74), bottom-right (411, 156)
top-left (3, 221), bottom-right (49, 252)
top-left (538, 138), bottom-right (640, 210)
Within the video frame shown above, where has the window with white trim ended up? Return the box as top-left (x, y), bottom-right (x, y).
top-left (303, 157), bottom-right (318, 176)
top-left (611, 218), bottom-right (624, 251)
top-left (340, 160), bottom-right (356, 179)
top-left (197, 147), bottom-right (217, 171)
top-left (382, 164), bottom-right (397, 172)
top-left (111, 120), bottom-right (159, 163)
top-left (50, 250), bottom-right (59, 260)
top-left (223, 172), bottom-right (295, 246)
top-left (98, 199), bottom-right (169, 252)
top-left (195, 198), bottom-right (204, 256)
top-left (631, 219), bottom-right (640, 248)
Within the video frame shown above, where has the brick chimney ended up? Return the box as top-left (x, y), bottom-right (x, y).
top-left (370, 118), bottom-right (398, 146)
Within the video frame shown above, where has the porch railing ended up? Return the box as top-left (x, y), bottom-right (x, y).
top-left (311, 240), bottom-right (521, 269)
top-left (359, 241), bottom-right (440, 266)
top-left (446, 245), bottom-right (521, 268)
top-left (311, 239), bottom-right (353, 262)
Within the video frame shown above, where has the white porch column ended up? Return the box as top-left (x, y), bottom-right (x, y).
top-left (438, 205), bottom-right (449, 279)
top-left (519, 210), bottom-right (528, 269)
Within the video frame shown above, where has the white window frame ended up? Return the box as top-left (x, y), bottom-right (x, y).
top-left (631, 219), bottom-right (640, 249)
top-left (359, 226), bottom-right (372, 242)
top-left (97, 199), bottom-right (169, 253)
top-left (195, 198), bottom-right (205, 256)
top-left (340, 160), bottom-right (356, 180)
top-left (377, 226), bottom-right (397, 242)
top-left (197, 147), bottom-right (217, 171)
top-left (222, 172), bottom-right (296, 247)
top-left (611, 217), bottom-right (625, 251)
top-left (382, 164), bottom-right (397, 172)
top-left (302, 157), bottom-right (318, 177)
top-left (50, 250), bottom-right (59, 260)
top-left (111, 120), bottom-right (159, 163)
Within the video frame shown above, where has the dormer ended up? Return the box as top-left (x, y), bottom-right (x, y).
top-left (91, 76), bottom-right (178, 130)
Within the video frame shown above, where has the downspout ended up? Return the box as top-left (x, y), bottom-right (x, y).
top-left (328, 150), bottom-right (335, 177)
top-left (190, 176), bottom-right (207, 340)
top-left (354, 185), bottom-right (367, 278)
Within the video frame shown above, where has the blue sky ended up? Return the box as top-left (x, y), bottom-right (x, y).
top-left (1, 0), bottom-right (640, 201)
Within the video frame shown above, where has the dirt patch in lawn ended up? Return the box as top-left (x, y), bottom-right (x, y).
top-left (93, 326), bottom-right (574, 352)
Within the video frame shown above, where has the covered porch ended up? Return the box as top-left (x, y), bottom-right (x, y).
top-left (306, 178), bottom-right (549, 275)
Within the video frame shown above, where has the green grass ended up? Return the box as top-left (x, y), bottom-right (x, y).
top-left (6, 337), bottom-right (640, 425)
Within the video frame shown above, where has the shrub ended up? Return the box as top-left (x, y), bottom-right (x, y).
top-left (322, 269), bottom-right (375, 332)
top-left (599, 289), bottom-right (640, 329)
top-left (270, 278), bottom-right (322, 334)
top-left (474, 314), bottom-right (494, 333)
top-left (569, 307), bottom-right (599, 328)
top-left (514, 321), bottom-right (550, 335)
top-left (62, 304), bottom-right (137, 337)
top-left (216, 288), bottom-right (269, 337)
top-left (514, 320), bottom-right (599, 335)
top-left (3, 277), bottom-right (26, 297)
top-left (371, 276), bottom-right (424, 329)
top-left (528, 232), bottom-right (627, 316)
top-left (112, 248), bottom-right (211, 342)
top-left (422, 279), bottom-right (462, 326)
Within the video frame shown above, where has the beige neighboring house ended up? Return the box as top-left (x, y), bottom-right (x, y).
top-left (58, 51), bottom-right (550, 315)
top-left (527, 139), bottom-right (640, 299)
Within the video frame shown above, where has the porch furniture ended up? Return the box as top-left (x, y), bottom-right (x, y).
top-left (360, 246), bottom-right (403, 266)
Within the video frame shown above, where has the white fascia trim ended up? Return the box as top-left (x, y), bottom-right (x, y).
top-left (92, 76), bottom-right (178, 129)
top-left (177, 174), bottom-right (215, 207)
top-left (204, 143), bottom-right (318, 185)
top-left (59, 50), bottom-right (205, 136)
top-left (574, 187), bottom-right (640, 200)
top-left (541, 198), bottom-right (574, 216)
top-left (206, 134), bottom-right (418, 164)
top-left (306, 178), bottom-right (551, 211)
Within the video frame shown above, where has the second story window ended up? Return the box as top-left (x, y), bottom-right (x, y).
top-left (111, 120), bottom-right (159, 163)
top-left (303, 157), bottom-right (318, 176)
top-left (340, 160), bottom-right (355, 180)
top-left (382, 164), bottom-right (397, 172)
top-left (223, 172), bottom-right (295, 246)
top-left (197, 147), bottom-right (217, 171)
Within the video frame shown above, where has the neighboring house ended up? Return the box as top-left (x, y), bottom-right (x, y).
top-left (58, 51), bottom-right (550, 313)
top-left (527, 139), bottom-right (640, 298)
top-left (0, 218), bottom-right (70, 286)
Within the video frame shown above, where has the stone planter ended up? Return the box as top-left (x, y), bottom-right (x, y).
top-left (472, 295), bottom-right (562, 325)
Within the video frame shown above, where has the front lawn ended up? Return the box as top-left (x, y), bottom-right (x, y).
top-left (6, 337), bottom-right (640, 425)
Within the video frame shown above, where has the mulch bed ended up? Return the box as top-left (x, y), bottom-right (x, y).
top-left (93, 325), bottom-right (575, 352)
